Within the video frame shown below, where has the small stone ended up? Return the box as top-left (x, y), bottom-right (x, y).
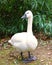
top-left (8, 57), bottom-right (13, 60)
top-left (47, 47), bottom-right (50, 50)
top-left (40, 59), bottom-right (44, 62)
top-left (10, 53), bottom-right (14, 57)
top-left (49, 62), bottom-right (51, 64)
top-left (48, 52), bottom-right (51, 55)
top-left (0, 44), bottom-right (3, 47)
top-left (6, 45), bottom-right (11, 48)
top-left (38, 47), bottom-right (40, 49)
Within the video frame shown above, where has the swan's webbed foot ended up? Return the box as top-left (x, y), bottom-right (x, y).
top-left (28, 51), bottom-right (37, 60)
top-left (21, 51), bottom-right (37, 63)
top-left (22, 56), bottom-right (37, 63)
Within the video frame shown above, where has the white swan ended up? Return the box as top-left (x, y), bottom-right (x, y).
top-left (8, 10), bottom-right (38, 62)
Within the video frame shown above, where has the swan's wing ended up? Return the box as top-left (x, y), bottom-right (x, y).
top-left (8, 32), bottom-right (27, 44)
top-left (12, 42), bottom-right (28, 51)
top-left (8, 32), bottom-right (28, 51)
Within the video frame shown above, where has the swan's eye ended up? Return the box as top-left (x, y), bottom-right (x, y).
top-left (27, 12), bottom-right (29, 14)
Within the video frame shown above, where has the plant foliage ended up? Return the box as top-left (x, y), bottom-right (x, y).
top-left (0, 0), bottom-right (52, 37)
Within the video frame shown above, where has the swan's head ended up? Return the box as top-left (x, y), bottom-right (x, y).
top-left (21, 10), bottom-right (33, 19)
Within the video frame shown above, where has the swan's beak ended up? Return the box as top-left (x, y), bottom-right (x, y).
top-left (21, 14), bottom-right (27, 19)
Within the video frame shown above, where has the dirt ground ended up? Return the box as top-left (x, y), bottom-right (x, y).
top-left (0, 37), bottom-right (52, 65)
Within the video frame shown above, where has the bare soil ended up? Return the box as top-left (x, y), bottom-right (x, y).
top-left (0, 37), bottom-right (52, 65)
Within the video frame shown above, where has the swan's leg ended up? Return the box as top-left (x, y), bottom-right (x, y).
top-left (28, 51), bottom-right (31, 58)
top-left (20, 52), bottom-right (24, 60)
top-left (28, 51), bottom-right (37, 61)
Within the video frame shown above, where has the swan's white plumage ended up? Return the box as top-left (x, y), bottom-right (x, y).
top-left (8, 10), bottom-right (38, 52)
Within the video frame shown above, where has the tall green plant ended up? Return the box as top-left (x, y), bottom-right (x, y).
top-left (0, 0), bottom-right (52, 37)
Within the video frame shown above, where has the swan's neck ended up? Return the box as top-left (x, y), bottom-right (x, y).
top-left (27, 17), bottom-right (33, 34)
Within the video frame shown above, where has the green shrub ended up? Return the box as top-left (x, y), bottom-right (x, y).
top-left (0, 0), bottom-right (52, 37)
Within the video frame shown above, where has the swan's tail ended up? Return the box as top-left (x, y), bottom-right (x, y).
top-left (8, 40), bottom-right (11, 43)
